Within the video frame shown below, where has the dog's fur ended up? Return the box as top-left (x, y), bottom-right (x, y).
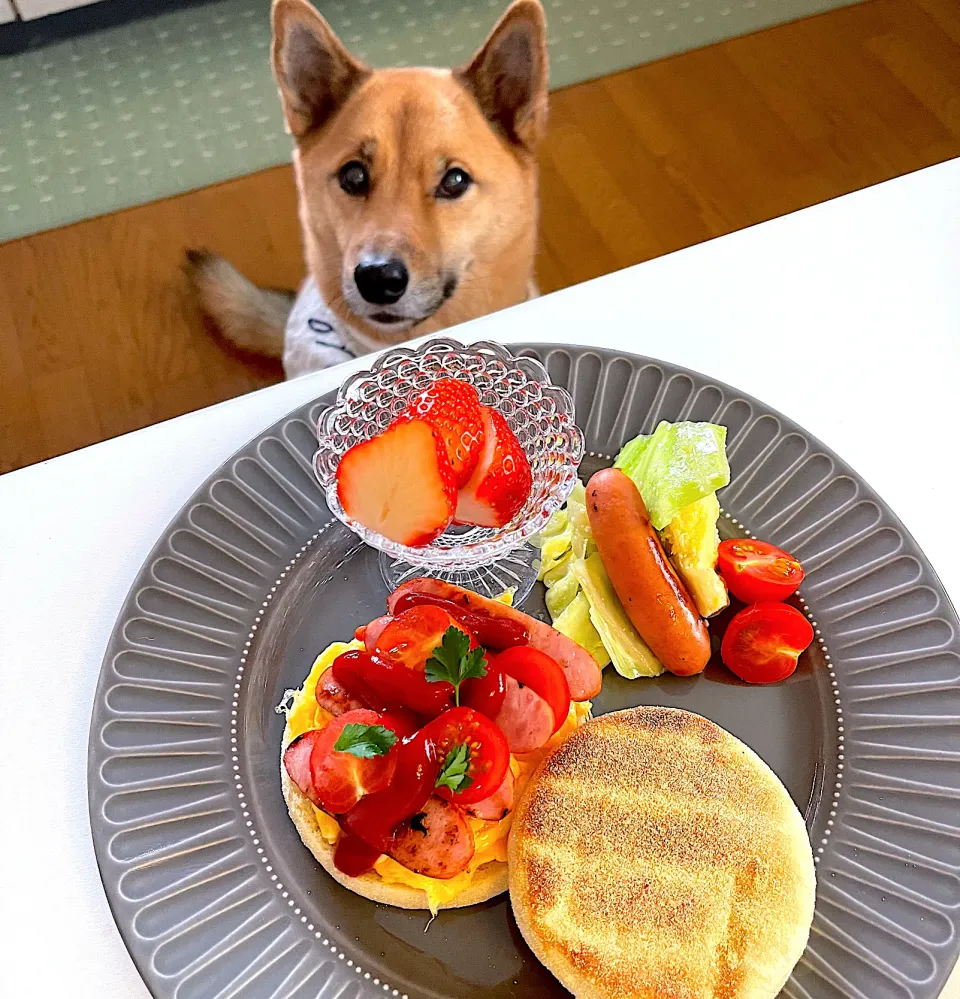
top-left (186, 0), bottom-right (548, 373)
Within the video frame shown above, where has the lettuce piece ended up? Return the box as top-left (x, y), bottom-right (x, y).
top-left (566, 482), bottom-right (595, 560)
top-left (539, 526), bottom-right (573, 579)
top-left (553, 591), bottom-right (610, 669)
top-left (575, 553), bottom-right (664, 678)
top-left (545, 566), bottom-right (580, 618)
top-left (538, 481), bottom-right (661, 679)
top-left (614, 421), bottom-right (730, 530)
top-left (538, 508), bottom-right (569, 539)
top-left (543, 552), bottom-right (573, 589)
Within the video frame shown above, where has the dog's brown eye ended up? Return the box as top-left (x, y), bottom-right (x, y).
top-left (436, 167), bottom-right (472, 200)
top-left (338, 161), bottom-right (369, 197)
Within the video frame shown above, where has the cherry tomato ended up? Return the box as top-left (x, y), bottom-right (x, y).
top-left (308, 709), bottom-right (398, 814)
top-left (391, 591), bottom-right (528, 649)
top-left (375, 605), bottom-right (474, 670)
top-left (340, 729), bottom-right (440, 854)
top-left (378, 706), bottom-right (422, 740)
top-left (717, 539), bottom-right (805, 603)
top-left (492, 647), bottom-right (571, 735)
top-left (332, 648), bottom-right (452, 717)
top-left (423, 707), bottom-right (510, 806)
top-left (461, 661), bottom-right (507, 720)
top-left (721, 601), bottom-right (814, 684)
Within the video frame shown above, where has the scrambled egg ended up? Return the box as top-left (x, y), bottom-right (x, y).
top-left (283, 639), bottom-right (591, 913)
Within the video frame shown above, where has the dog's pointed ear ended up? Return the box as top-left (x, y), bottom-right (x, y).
top-left (454, 0), bottom-right (548, 152)
top-left (272, 0), bottom-right (370, 139)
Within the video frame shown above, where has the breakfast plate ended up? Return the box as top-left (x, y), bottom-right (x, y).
top-left (89, 343), bottom-right (960, 999)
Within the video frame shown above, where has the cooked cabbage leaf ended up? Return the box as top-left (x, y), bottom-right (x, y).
top-left (575, 554), bottom-right (663, 678)
top-left (537, 489), bottom-right (662, 680)
top-left (553, 591), bottom-right (610, 669)
top-left (614, 421), bottom-right (730, 530)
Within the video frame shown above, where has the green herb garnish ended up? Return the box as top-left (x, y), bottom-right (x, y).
top-left (435, 743), bottom-right (473, 794)
top-left (332, 723), bottom-right (398, 759)
top-left (425, 626), bottom-right (487, 706)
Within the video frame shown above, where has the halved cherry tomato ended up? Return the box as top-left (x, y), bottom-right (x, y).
top-left (375, 605), bottom-right (474, 670)
top-left (423, 706), bottom-right (510, 806)
top-left (378, 706), bottom-right (422, 740)
top-left (391, 591), bottom-right (528, 649)
top-left (308, 708), bottom-right (398, 814)
top-left (721, 601), bottom-right (814, 684)
top-left (332, 648), bottom-right (453, 717)
top-left (717, 539), bottom-right (805, 604)
top-left (492, 647), bottom-right (571, 735)
top-left (340, 728), bottom-right (440, 855)
top-left (461, 661), bottom-right (507, 720)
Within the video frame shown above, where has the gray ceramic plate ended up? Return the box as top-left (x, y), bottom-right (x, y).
top-left (89, 345), bottom-right (960, 999)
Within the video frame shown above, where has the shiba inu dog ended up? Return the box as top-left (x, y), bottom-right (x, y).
top-left (187, 0), bottom-right (548, 378)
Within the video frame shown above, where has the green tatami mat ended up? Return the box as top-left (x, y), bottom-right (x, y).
top-left (0, 0), bottom-right (863, 242)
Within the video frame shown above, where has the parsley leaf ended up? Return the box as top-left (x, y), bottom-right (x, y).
top-left (333, 723), bottom-right (398, 759)
top-left (424, 626), bottom-right (488, 705)
top-left (436, 743), bottom-right (473, 794)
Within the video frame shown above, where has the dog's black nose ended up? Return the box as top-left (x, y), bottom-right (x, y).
top-left (354, 259), bottom-right (409, 305)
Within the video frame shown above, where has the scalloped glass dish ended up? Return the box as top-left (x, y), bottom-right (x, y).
top-left (313, 337), bottom-right (583, 598)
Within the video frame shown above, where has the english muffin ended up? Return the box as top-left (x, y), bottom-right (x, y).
top-left (508, 706), bottom-right (815, 999)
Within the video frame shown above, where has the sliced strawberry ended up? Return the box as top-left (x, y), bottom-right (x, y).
top-left (400, 378), bottom-right (485, 487)
top-left (336, 418), bottom-right (456, 546)
top-left (454, 406), bottom-right (532, 528)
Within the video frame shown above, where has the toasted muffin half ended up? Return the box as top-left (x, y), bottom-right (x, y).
top-left (508, 706), bottom-right (815, 999)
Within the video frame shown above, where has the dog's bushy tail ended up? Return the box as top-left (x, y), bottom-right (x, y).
top-left (184, 249), bottom-right (294, 360)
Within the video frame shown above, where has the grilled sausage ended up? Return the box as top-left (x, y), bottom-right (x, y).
top-left (388, 797), bottom-right (475, 879)
top-left (494, 677), bottom-right (555, 754)
top-left (586, 468), bottom-right (711, 676)
top-left (282, 731), bottom-right (323, 805)
top-left (362, 615), bottom-right (393, 653)
top-left (315, 669), bottom-right (367, 715)
top-left (466, 768), bottom-right (516, 822)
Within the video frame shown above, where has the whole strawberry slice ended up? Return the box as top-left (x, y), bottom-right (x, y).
top-left (455, 406), bottom-right (532, 528)
top-left (399, 378), bottom-right (485, 487)
top-left (337, 419), bottom-right (456, 546)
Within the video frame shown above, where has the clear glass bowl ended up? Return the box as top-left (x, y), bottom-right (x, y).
top-left (313, 337), bottom-right (583, 599)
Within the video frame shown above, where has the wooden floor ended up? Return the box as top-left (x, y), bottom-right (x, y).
top-left (2, 0), bottom-right (959, 474)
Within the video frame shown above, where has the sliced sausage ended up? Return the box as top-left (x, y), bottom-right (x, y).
top-left (387, 796), bottom-right (475, 879)
top-left (586, 468), bottom-right (711, 676)
top-left (282, 731), bottom-right (323, 805)
top-left (466, 768), bottom-right (515, 821)
top-left (387, 579), bottom-right (602, 700)
top-left (494, 677), bottom-right (555, 754)
top-left (315, 669), bottom-right (366, 716)
top-left (363, 615), bottom-right (393, 653)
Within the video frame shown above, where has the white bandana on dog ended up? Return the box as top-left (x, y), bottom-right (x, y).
top-left (282, 276), bottom-right (539, 380)
top-left (283, 277), bottom-right (362, 379)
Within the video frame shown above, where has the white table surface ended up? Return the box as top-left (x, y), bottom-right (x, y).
top-left (1, 157), bottom-right (958, 999)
